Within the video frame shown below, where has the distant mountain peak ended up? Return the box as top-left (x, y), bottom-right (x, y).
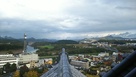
top-left (111, 32), bottom-right (136, 38)
top-left (100, 35), bottom-right (123, 40)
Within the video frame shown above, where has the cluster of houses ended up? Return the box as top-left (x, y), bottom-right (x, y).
top-left (69, 51), bottom-right (132, 74)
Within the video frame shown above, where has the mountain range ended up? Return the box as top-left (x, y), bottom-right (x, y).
top-left (0, 36), bottom-right (57, 42)
top-left (0, 32), bottom-right (136, 41)
top-left (110, 32), bottom-right (136, 38)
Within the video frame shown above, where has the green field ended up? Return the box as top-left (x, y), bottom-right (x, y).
top-left (39, 55), bottom-right (58, 59)
top-left (39, 45), bottom-right (54, 49)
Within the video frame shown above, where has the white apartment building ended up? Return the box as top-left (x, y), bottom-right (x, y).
top-left (0, 54), bottom-right (18, 68)
top-left (70, 60), bottom-right (89, 69)
top-left (98, 52), bottom-right (109, 57)
top-left (19, 53), bottom-right (39, 64)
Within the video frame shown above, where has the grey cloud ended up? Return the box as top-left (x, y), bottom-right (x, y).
top-left (116, 6), bottom-right (136, 10)
top-left (61, 18), bottom-right (136, 34)
top-left (101, 0), bottom-right (136, 5)
top-left (0, 0), bottom-right (136, 39)
top-left (0, 16), bottom-right (136, 39)
top-left (62, 0), bottom-right (136, 33)
top-left (101, 0), bottom-right (136, 10)
top-left (0, 18), bottom-right (61, 38)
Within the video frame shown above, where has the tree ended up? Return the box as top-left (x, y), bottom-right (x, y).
top-left (33, 67), bottom-right (44, 73)
top-left (0, 68), bottom-right (2, 75)
top-left (11, 63), bottom-right (17, 72)
top-left (4, 62), bottom-right (11, 73)
top-left (20, 64), bottom-right (29, 77)
top-left (13, 70), bottom-right (20, 77)
top-left (24, 71), bottom-right (38, 77)
top-left (42, 69), bottom-right (48, 74)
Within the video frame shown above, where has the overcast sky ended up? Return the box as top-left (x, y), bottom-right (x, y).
top-left (0, 0), bottom-right (136, 39)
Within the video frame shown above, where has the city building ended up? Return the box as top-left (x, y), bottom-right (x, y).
top-left (0, 54), bottom-right (18, 68)
top-left (44, 58), bottom-right (53, 65)
top-left (70, 60), bottom-right (89, 69)
top-left (98, 52), bottom-right (109, 57)
top-left (18, 53), bottom-right (39, 64)
top-left (69, 55), bottom-right (78, 60)
top-left (126, 43), bottom-right (136, 46)
top-left (92, 55), bottom-right (102, 62)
